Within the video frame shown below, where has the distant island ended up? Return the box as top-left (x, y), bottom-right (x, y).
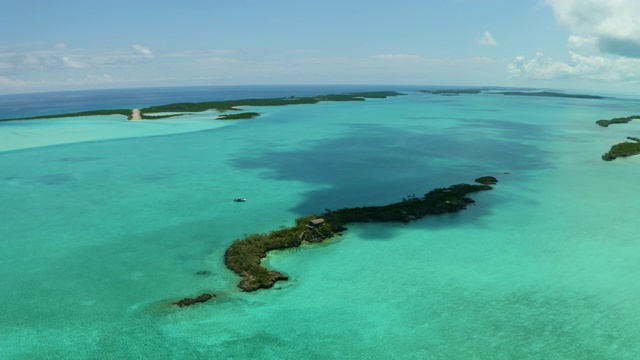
top-left (420, 88), bottom-right (605, 99)
top-left (593, 114), bottom-right (640, 161)
top-left (602, 137), bottom-right (640, 161)
top-left (595, 115), bottom-right (640, 127)
top-left (224, 181), bottom-right (494, 292)
top-left (497, 91), bottom-right (605, 99)
top-left (217, 112), bottom-right (261, 120)
top-left (0, 91), bottom-right (405, 122)
top-left (419, 89), bottom-right (485, 95)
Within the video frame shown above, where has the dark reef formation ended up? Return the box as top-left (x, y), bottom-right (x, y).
top-left (602, 137), bottom-right (640, 161)
top-left (172, 293), bottom-right (215, 307)
top-left (224, 181), bottom-right (494, 292)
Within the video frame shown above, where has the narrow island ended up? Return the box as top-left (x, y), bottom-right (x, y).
top-left (173, 293), bottom-right (215, 307)
top-left (498, 91), bottom-right (605, 99)
top-left (217, 112), bottom-right (261, 120)
top-left (224, 181), bottom-right (494, 292)
top-left (0, 91), bottom-right (405, 122)
top-left (419, 89), bottom-right (605, 99)
top-left (420, 89), bottom-right (485, 95)
top-left (602, 137), bottom-right (640, 161)
top-left (595, 115), bottom-right (640, 127)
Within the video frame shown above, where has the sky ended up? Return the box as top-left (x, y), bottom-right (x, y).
top-left (1, 0), bottom-right (639, 94)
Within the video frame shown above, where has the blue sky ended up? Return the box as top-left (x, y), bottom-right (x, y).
top-left (1, 0), bottom-right (639, 94)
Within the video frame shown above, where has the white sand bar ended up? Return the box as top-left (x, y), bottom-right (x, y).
top-left (130, 109), bottom-right (142, 120)
top-left (0, 111), bottom-right (234, 152)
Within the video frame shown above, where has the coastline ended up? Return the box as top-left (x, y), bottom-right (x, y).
top-left (223, 182), bottom-right (493, 292)
top-left (0, 90), bottom-right (405, 152)
top-left (3, 85), bottom-right (640, 357)
top-left (130, 109), bottom-right (142, 120)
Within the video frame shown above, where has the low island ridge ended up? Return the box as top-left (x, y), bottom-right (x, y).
top-left (224, 181), bottom-right (494, 292)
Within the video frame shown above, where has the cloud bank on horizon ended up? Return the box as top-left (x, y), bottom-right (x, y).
top-left (0, 0), bottom-right (638, 93)
top-left (509, 0), bottom-right (640, 86)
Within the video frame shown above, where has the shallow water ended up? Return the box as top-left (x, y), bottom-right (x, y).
top-left (1, 87), bottom-right (639, 358)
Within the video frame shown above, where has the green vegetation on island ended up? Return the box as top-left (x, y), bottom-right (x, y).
top-left (420, 89), bottom-right (484, 95)
top-left (595, 115), bottom-right (640, 127)
top-left (474, 176), bottom-right (498, 185)
top-left (602, 137), bottom-right (640, 161)
top-left (217, 112), bottom-right (261, 120)
top-left (224, 182), bottom-right (493, 292)
top-left (498, 91), bottom-right (605, 99)
top-left (1, 91), bottom-right (405, 122)
top-left (0, 109), bottom-right (181, 122)
top-left (1, 109), bottom-right (132, 122)
top-left (141, 91), bottom-right (404, 114)
top-left (420, 89), bottom-right (605, 100)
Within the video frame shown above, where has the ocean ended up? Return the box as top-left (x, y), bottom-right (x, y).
top-left (0, 85), bottom-right (639, 359)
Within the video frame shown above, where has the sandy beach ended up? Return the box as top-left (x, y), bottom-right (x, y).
top-left (130, 109), bottom-right (142, 120)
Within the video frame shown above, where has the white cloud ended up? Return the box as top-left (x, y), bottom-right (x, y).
top-left (2, 52), bottom-right (67, 72)
top-left (508, 51), bottom-right (640, 81)
top-left (508, 52), bottom-right (574, 79)
top-left (55, 43), bottom-right (69, 50)
top-left (546, 0), bottom-right (640, 58)
top-left (66, 74), bottom-right (114, 85)
top-left (132, 44), bottom-right (154, 60)
top-left (0, 73), bottom-right (121, 92)
top-left (0, 45), bottom-right (94, 74)
top-left (0, 75), bottom-right (31, 87)
top-left (62, 56), bottom-right (89, 69)
top-left (567, 35), bottom-right (598, 51)
top-left (477, 31), bottom-right (497, 46)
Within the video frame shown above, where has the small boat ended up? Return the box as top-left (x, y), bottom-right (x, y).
top-left (234, 198), bottom-right (247, 202)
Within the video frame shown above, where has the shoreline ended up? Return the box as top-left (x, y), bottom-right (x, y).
top-left (0, 91), bottom-right (405, 122)
top-left (223, 182), bottom-right (494, 292)
top-left (130, 109), bottom-right (142, 120)
top-left (0, 91), bottom-right (405, 152)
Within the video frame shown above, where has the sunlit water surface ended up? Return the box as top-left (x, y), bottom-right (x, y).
top-left (1, 86), bottom-right (639, 359)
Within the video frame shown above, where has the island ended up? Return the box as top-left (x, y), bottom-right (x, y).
top-left (601, 137), bottom-right (640, 161)
top-left (475, 176), bottom-right (498, 185)
top-left (172, 293), bottom-right (215, 307)
top-left (420, 89), bottom-right (485, 95)
top-left (419, 89), bottom-right (605, 99)
top-left (224, 181), bottom-right (494, 292)
top-left (0, 91), bottom-right (405, 122)
top-left (497, 91), bottom-right (605, 99)
top-left (595, 115), bottom-right (640, 127)
top-left (217, 112), bottom-right (261, 120)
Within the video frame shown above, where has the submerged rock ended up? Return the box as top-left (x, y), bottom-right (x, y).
top-left (172, 293), bottom-right (215, 307)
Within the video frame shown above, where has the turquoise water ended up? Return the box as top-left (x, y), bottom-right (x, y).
top-left (1, 89), bottom-right (640, 358)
